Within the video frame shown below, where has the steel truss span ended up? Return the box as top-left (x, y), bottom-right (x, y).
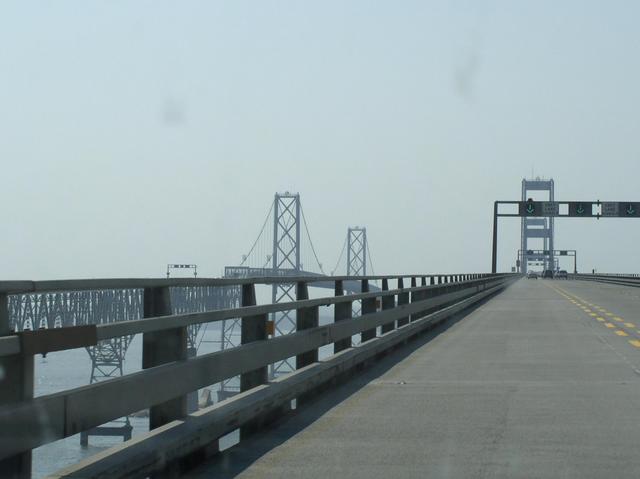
top-left (5, 286), bottom-right (238, 446)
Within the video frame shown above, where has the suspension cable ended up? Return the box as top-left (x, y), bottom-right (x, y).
top-left (366, 237), bottom-right (375, 276)
top-left (331, 234), bottom-right (348, 276)
top-left (240, 200), bottom-right (274, 266)
top-left (300, 204), bottom-right (325, 274)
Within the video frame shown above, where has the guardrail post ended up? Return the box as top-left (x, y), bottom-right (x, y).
top-left (397, 278), bottom-right (409, 327)
top-left (380, 279), bottom-right (396, 334)
top-left (419, 276), bottom-right (428, 313)
top-left (409, 277), bottom-right (418, 322)
top-left (240, 283), bottom-right (268, 391)
top-left (333, 280), bottom-right (352, 353)
top-left (240, 283), bottom-right (268, 439)
top-left (142, 286), bottom-right (187, 431)
top-left (361, 279), bottom-right (376, 342)
top-left (296, 282), bottom-right (319, 407)
top-left (296, 282), bottom-right (318, 368)
top-left (0, 293), bottom-right (34, 479)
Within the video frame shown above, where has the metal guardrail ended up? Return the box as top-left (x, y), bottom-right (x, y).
top-left (0, 273), bottom-right (517, 478)
top-left (569, 273), bottom-right (640, 288)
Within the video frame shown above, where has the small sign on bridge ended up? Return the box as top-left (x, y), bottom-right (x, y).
top-left (166, 264), bottom-right (198, 278)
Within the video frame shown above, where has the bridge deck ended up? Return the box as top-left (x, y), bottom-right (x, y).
top-left (192, 279), bottom-right (640, 478)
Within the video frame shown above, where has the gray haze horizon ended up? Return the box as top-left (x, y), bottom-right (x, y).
top-left (2, 1), bottom-right (640, 280)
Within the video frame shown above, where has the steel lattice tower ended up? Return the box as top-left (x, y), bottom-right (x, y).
top-left (520, 178), bottom-right (555, 273)
top-left (347, 227), bottom-right (367, 277)
top-left (347, 227), bottom-right (367, 320)
top-left (270, 192), bottom-right (301, 377)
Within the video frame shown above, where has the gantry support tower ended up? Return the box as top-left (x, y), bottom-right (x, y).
top-left (520, 178), bottom-right (555, 273)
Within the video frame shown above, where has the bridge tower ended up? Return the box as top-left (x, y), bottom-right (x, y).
top-left (347, 227), bottom-right (367, 277)
top-left (346, 227), bottom-right (368, 321)
top-left (520, 178), bottom-right (555, 273)
top-left (270, 192), bottom-right (301, 377)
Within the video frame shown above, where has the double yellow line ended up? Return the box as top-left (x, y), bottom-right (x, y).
top-left (550, 285), bottom-right (640, 348)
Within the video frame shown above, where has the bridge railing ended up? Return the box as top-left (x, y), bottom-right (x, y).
top-left (0, 273), bottom-right (518, 478)
top-left (568, 273), bottom-right (640, 287)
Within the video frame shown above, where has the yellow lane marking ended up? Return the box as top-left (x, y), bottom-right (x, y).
top-left (629, 340), bottom-right (640, 348)
top-left (597, 317), bottom-right (606, 322)
top-left (614, 318), bottom-right (624, 323)
top-left (605, 323), bottom-right (615, 328)
top-left (625, 323), bottom-right (636, 328)
top-left (589, 313), bottom-right (598, 317)
top-left (615, 330), bottom-right (629, 337)
top-left (613, 316), bottom-right (624, 321)
top-left (605, 312), bottom-right (614, 317)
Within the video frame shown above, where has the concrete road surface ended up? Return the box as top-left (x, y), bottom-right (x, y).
top-left (193, 279), bottom-right (640, 479)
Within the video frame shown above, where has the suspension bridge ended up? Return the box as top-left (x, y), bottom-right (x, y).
top-left (4, 192), bottom-right (377, 440)
top-left (6, 178), bottom-right (640, 479)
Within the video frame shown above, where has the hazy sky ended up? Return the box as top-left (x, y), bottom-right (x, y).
top-left (2, 1), bottom-right (640, 279)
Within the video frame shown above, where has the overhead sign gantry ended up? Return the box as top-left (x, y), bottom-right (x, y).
top-left (516, 200), bottom-right (640, 218)
top-left (492, 200), bottom-right (640, 273)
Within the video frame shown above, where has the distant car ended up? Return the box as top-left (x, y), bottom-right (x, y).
top-left (542, 269), bottom-right (554, 279)
top-left (555, 270), bottom-right (568, 279)
top-left (526, 271), bottom-right (538, 279)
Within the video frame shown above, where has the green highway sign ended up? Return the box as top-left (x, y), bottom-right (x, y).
top-left (620, 202), bottom-right (640, 217)
top-left (568, 202), bottom-right (595, 217)
top-left (519, 200), bottom-right (544, 216)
